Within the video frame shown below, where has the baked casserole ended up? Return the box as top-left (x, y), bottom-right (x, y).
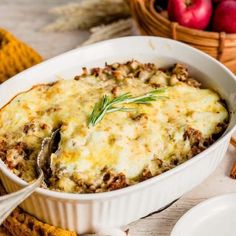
top-left (0, 61), bottom-right (229, 193)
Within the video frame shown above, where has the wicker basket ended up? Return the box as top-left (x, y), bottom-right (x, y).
top-left (129, 0), bottom-right (236, 73)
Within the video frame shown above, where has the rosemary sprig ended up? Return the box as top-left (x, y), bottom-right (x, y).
top-left (88, 88), bottom-right (167, 127)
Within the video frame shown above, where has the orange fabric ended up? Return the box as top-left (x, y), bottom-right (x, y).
top-left (0, 28), bottom-right (42, 83)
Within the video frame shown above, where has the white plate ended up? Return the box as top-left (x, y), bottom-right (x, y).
top-left (171, 193), bottom-right (236, 236)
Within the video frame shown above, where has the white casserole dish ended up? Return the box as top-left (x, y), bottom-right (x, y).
top-left (0, 36), bottom-right (235, 234)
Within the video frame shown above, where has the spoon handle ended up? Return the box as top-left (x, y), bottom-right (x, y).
top-left (0, 173), bottom-right (43, 225)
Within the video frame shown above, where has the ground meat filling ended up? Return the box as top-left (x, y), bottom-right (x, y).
top-left (75, 60), bottom-right (201, 88)
top-left (0, 60), bottom-right (229, 193)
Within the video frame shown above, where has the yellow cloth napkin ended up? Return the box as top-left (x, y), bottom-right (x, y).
top-left (0, 28), bottom-right (42, 83)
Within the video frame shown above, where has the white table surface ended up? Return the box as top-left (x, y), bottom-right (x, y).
top-left (0, 0), bottom-right (235, 235)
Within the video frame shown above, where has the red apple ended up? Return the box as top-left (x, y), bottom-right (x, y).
top-left (212, 0), bottom-right (222, 3)
top-left (213, 0), bottom-right (236, 33)
top-left (213, 0), bottom-right (235, 2)
top-left (168, 0), bottom-right (213, 30)
top-left (212, 0), bottom-right (236, 5)
top-left (212, 0), bottom-right (223, 8)
top-left (212, 0), bottom-right (236, 4)
top-left (212, 0), bottom-right (235, 9)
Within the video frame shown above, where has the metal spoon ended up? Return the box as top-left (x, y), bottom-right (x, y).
top-left (0, 129), bottom-right (60, 225)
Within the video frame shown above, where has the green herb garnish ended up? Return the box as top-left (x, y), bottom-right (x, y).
top-left (88, 88), bottom-right (167, 128)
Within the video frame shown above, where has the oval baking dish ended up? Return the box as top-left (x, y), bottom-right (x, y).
top-left (0, 36), bottom-right (235, 234)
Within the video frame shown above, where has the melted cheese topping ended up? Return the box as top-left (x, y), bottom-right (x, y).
top-left (0, 72), bottom-right (228, 192)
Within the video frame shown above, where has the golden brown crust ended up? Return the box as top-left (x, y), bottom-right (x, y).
top-left (0, 61), bottom-right (229, 194)
top-left (0, 227), bottom-right (9, 236)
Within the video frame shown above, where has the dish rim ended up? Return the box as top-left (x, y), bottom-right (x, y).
top-left (0, 36), bottom-right (235, 201)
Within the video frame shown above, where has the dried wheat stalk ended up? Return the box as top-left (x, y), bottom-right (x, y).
top-left (43, 0), bottom-right (130, 31)
top-left (81, 18), bottom-right (133, 45)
